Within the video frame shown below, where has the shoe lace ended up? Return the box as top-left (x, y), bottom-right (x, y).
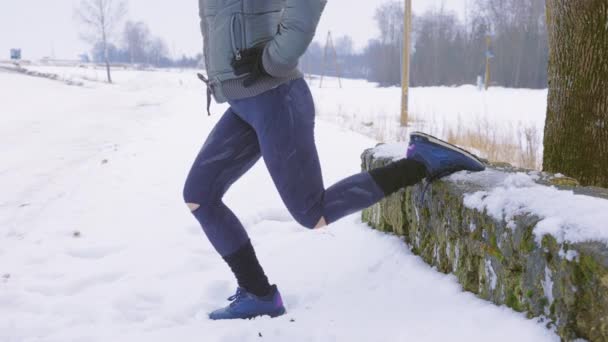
top-left (227, 288), bottom-right (247, 306)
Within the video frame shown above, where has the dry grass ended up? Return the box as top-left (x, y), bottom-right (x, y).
top-left (430, 116), bottom-right (542, 170)
top-left (443, 117), bottom-right (541, 170)
top-left (518, 125), bottom-right (542, 170)
top-left (316, 107), bottom-right (543, 170)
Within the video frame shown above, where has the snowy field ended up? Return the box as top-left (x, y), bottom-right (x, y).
top-left (1, 65), bottom-right (558, 341)
top-left (308, 75), bottom-right (547, 169)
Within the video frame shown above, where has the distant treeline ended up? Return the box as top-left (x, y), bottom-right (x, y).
top-left (92, 0), bottom-right (548, 88)
top-left (89, 21), bottom-right (202, 68)
top-left (303, 0), bottom-right (548, 89)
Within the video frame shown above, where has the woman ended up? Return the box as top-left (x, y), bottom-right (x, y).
top-left (184, 0), bottom-right (485, 320)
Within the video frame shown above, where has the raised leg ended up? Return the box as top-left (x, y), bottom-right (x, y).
top-left (229, 78), bottom-right (427, 229)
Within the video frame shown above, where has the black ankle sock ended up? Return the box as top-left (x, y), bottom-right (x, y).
top-left (369, 158), bottom-right (428, 196)
top-left (223, 240), bottom-right (272, 297)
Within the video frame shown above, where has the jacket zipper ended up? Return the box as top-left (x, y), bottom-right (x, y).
top-left (230, 14), bottom-right (242, 61)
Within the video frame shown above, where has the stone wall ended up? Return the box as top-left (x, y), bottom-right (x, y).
top-left (361, 146), bottom-right (608, 342)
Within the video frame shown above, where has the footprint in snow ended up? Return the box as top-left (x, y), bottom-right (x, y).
top-left (63, 272), bottom-right (125, 294)
top-left (65, 245), bottom-right (125, 259)
top-left (112, 292), bottom-right (165, 322)
top-left (241, 207), bottom-right (294, 227)
top-left (25, 272), bottom-right (124, 296)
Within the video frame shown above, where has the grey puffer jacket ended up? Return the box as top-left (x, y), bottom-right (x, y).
top-left (199, 0), bottom-right (327, 104)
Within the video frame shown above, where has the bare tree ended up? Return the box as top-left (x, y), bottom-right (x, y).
top-left (123, 21), bottom-right (150, 64)
top-left (411, 9), bottom-right (466, 86)
top-left (334, 35), bottom-right (354, 56)
top-left (374, 1), bottom-right (404, 46)
top-left (474, 0), bottom-right (548, 88)
top-left (148, 37), bottom-right (169, 66)
top-left (368, 1), bottom-right (404, 86)
top-left (75, 0), bottom-right (127, 83)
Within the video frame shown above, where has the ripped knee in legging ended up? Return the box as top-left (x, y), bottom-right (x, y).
top-left (187, 203), bottom-right (201, 212)
top-left (315, 216), bottom-right (327, 229)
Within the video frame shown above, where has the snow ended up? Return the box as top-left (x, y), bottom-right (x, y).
top-left (541, 266), bottom-right (554, 314)
top-left (371, 142), bottom-right (409, 161)
top-left (453, 242), bottom-right (460, 272)
top-left (6, 63), bottom-right (550, 169)
top-left (485, 259), bottom-right (498, 291)
top-left (559, 249), bottom-right (580, 262)
top-left (311, 79), bottom-right (547, 134)
top-left (311, 77), bottom-right (547, 168)
top-left (461, 172), bottom-right (608, 245)
top-left (1, 65), bottom-right (558, 341)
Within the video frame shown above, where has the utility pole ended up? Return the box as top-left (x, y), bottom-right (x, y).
top-left (319, 31), bottom-right (342, 89)
top-left (485, 34), bottom-right (493, 90)
top-left (400, 0), bottom-right (412, 127)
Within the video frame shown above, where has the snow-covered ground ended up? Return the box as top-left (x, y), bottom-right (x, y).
top-left (311, 76), bottom-right (547, 137)
top-left (1, 65), bottom-right (558, 341)
top-left (21, 64), bottom-right (549, 168)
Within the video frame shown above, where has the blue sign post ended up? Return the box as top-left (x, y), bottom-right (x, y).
top-left (10, 49), bottom-right (22, 60)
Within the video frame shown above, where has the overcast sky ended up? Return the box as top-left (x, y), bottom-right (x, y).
top-left (1, 0), bottom-right (467, 60)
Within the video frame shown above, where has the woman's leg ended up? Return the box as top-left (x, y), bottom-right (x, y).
top-left (183, 108), bottom-right (272, 296)
top-left (229, 78), bottom-right (426, 229)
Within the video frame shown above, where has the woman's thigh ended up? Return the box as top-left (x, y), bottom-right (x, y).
top-left (230, 79), bottom-right (325, 228)
top-left (183, 107), bottom-right (262, 205)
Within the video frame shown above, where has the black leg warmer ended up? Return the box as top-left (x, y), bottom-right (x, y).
top-left (223, 240), bottom-right (272, 297)
top-left (369, 158), bottom-right (428, 196)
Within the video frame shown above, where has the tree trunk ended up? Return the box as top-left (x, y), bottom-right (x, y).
top-left (105, 59), bottom-right (112, 84)
top-left (102, 32), bottom-right (112, 84)
top-left (543, 0), bottom-right (608, 187)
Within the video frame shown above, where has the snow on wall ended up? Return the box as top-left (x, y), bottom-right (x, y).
top-left (457, 171), bottom-right (608, 245)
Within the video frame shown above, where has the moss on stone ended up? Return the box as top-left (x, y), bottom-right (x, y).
top-left (506, 290), bottom-right (524, 312)
top-left (483, 243), bottom-right (505, 264)
top-left (549, 176), bottom-right (580, 187)
top-left (489, 233), bottom-right (498, 250)
top-left (520, 226), bottom-right (536, 254)
top-left (462, 255), bottom-right (482, 294)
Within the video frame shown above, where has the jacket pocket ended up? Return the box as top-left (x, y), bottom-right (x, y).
top-left (230, 13), bottom-right (246, 61)
top-left (244, 11), bottom-right (282, 47)
top-left (208, 13), bottom-right (237, 74)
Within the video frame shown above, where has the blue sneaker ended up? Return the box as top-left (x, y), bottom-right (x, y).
top-left (209, 285), bottom-right (286, 320)
top-left (407, 132), bottom-right (485, 181)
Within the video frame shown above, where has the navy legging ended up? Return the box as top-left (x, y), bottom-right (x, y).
top-left (183, 78), bottom-right (385, 257)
